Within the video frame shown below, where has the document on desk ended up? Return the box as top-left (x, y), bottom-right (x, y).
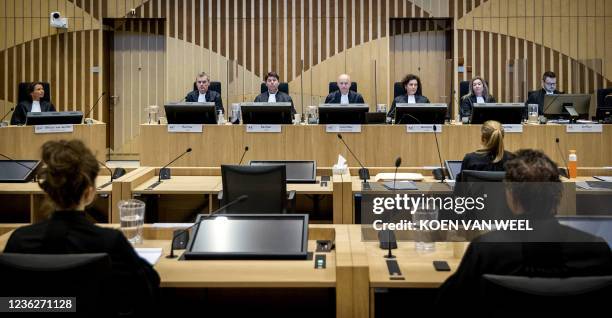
top-left (135, 248), bottom-right (163, 265)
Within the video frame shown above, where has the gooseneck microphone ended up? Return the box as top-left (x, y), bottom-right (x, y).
top-left (96, 160), bottom-right (126, 189)
top-left (381, 156), bottom-right (402, 256)
top-left (337, 133), bottom-right (371, 190)
top-left (147, 148), bottom-right (192, 189)
top-left (432, 124), bottom-right (446, 183)
top-left (238, 146), bottom-right (249, 165)
top-left (555, 138), bottom-right (570, 178)
top-left (1, 107), bottom-right (14, 122)
top-left (84, 92), bottom-right (106, 123)
top-left (166, 194), bottom-right (248, 258)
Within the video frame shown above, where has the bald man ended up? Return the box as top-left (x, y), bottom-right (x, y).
top-left (324, 74), bottom-right (365, 104)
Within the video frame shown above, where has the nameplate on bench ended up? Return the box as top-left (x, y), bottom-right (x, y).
top-left (168, 124), bottom-right (203, 133)
top-left (246, 124), bottom-right (282, 133)
top-left (34, 124), bottom-right (74, 133)
top-left (325, 124), bottom-right (362, 133)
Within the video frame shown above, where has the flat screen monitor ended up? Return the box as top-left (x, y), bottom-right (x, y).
top-left (318, 104), bottom-right (369, 124)
top-left (164, 102), bottom-right (217, 124)
top-left (444, 160), bottom-right (463, 180)
top-left (470, 103), bottom-right (524, 124)
top-left (395, 103), bottom-right (447, 124)
top-left (249, 160), bottom-right (317, 183)
top-left (183, 214), bottom-right (309, 260)
top-left (240, 102), bottom-right (293, 124)
top-left (0, 160), bottom-right (40, 182)
top-left (558, 216), bottom-right (612, 249)
top-left (25, 111), bottom-right (83, 125)
top-left (543, 94), bottom-right (591, 121)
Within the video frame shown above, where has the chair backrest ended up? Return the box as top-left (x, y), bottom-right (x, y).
top-left (0, 253), bottom-right (111, 314)
top-left (192, 81), bottom-right (222, 95)
top-left (221, 165), bottom-right (288, 214)
top-left (18, 82), bottom-right (51, 103)
top-left (480, 274), bottom-right (612, 309)
top-left (260, 82), bottom-right (289, 94)
top-left (459, 80), bottom-right (470, 100)
top-left (460, 170), bottom-right (506, 182)
top-left (393, 82), bottom-right (405, 99)
top-left (597, 88), bottom-right (612, 108)
top-left (329, 82), bottom-right (358, 94)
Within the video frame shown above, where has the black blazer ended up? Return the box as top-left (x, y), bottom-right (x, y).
top-left (254, 91), bottom-right (296, 114)
top-left (387, 94), bottom-right (430, 118)
top-left (459, 94), bottom-right (497, 119)
top-left (324, 90), bottom-right (365, 104)
top-left (4, 210), bottom-right (160, 314)
top-left (456, 150), bottom-right (514, 181)
top-left (437, 219), bottom-right (612, 307)
top-left (10, 100), bottom-right (56, 125)
top-left (526, 88), bottom-right (563, 115)
top-left (185, 89), bottom-right (224, 114)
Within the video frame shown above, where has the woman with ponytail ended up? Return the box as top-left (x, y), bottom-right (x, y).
top-left (456, 120), bottom-right (513, 180)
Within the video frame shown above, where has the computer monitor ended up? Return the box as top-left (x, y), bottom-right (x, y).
top-left (249, 160), bottom-right (317, 184)
top-left (395, 103), bottom-right (447, 124)
top-left (183, 214), bottom-right (309, 260)
top-left (543, 94), bottom-right (591, 121)
top-left (470, 103), bottom-right (524, 124)
top-left (558, 216), bottom-right (612, 249)
top-left (317, 104), bottom-right (369, 124)
top-left (25, 111), bottom-right (83, 125)
top-left (444, 160), bottom-right (463, 180)
top-left (240, 102), bottom-right (293, 124)
top-left (0, 160), bottom-right (40, 182)
top-left (164, 102), bottom-right (217, 124)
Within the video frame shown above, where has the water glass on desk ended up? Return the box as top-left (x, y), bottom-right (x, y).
top-left (527, 104), bottom-right (539, 124)
top-left (119, 199), bottom-right (145, 245)
top-left (413, 208), bottom-right (438, 252)
top-left (230, 103), bottom-right (241, 124)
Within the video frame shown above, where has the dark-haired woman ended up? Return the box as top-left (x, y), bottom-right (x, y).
top-left (387, 74), bottom-right (430, 120)
top-left (10, 82), bottom-right (56, 125)
top-left (4, 139), bottom-right (160, 315)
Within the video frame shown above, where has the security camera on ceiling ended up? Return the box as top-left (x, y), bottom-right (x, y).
top-left (50, 12), bottom-right (68, 29)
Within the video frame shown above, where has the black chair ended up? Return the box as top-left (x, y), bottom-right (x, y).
top-left (480, 274), bottom-right (612, 312)
top-left (329, 82), bottom-right (358, 94)
top-left (18, 82), bottom-right (51, 103)
top-left (459, 80), bottom-right (470, 100)
top-left (0, 253), bottom-right (111, 314)
top-left (596, 88), bottom-right (612, 122)
top-left (260, 82), bottom-right (289, 95)
top-left (192, 81), bottom-right (222, 95)
top-left (393, 82), bottom-right (405, 98)
top-left (460, 170), bottom-right (506, 182)
top-left (220, 165), bottom-right (296, 214)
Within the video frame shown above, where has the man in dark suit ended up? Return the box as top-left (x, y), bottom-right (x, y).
top-left (526, 71), bottom-right (563, 116)
top-left (437, 149), bottom-right (612, 308)
top-left (254, 71), bottom-right (296, 114)
top-left (184, 72), bottom-right (224, 114)
top-left (324, 74), bottom-right (365, 104)
top-left (11, 82), bottom-right (56, 125)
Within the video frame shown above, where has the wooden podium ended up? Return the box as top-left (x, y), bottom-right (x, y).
top-left (0, 122), bottom-right (106, 162)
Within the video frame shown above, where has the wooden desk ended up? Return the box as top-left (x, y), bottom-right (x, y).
top-left (116, 167), bottom-right (354, 224)
top-left (0, 176), bottom-right (112, 223)
top-left (0, 122), bottom-right (107, 162)
top-left (0, 224), bottom-right (363, 318)
top-left (140, 124), bottom-right (612, 167)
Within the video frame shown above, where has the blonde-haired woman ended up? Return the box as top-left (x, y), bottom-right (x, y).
top-left (460, 76), bottom-right (496, 119)
top-left (456, 120), bottom-right (513, 180)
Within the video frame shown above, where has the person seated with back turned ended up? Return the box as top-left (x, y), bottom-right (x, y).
top-left (437, 149), bottom-right (612, 308)
top-left (387, 74), bottom-right (430, 119)
top-left (526, 71), bottom-right (563, 116)
top-left (4, 140), bottom-right (160, 315)
top-left (324, 73), bottom-right (365, 104)
top-left (184, 71), bottom-right (224, 114)
top-left (459, 76), bottom-right (496, 119)
top-left (254, 71), bottom-right (296, 114)
top-left (456, 120), bottom-right (514, 181)
top-left (11, 81), bottom-right (56, 126)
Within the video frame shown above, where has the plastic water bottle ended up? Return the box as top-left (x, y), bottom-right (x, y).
top-left (217, 110), bottom-right (225, 125)
top-left (568, 150), bottom-right (577, 179)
